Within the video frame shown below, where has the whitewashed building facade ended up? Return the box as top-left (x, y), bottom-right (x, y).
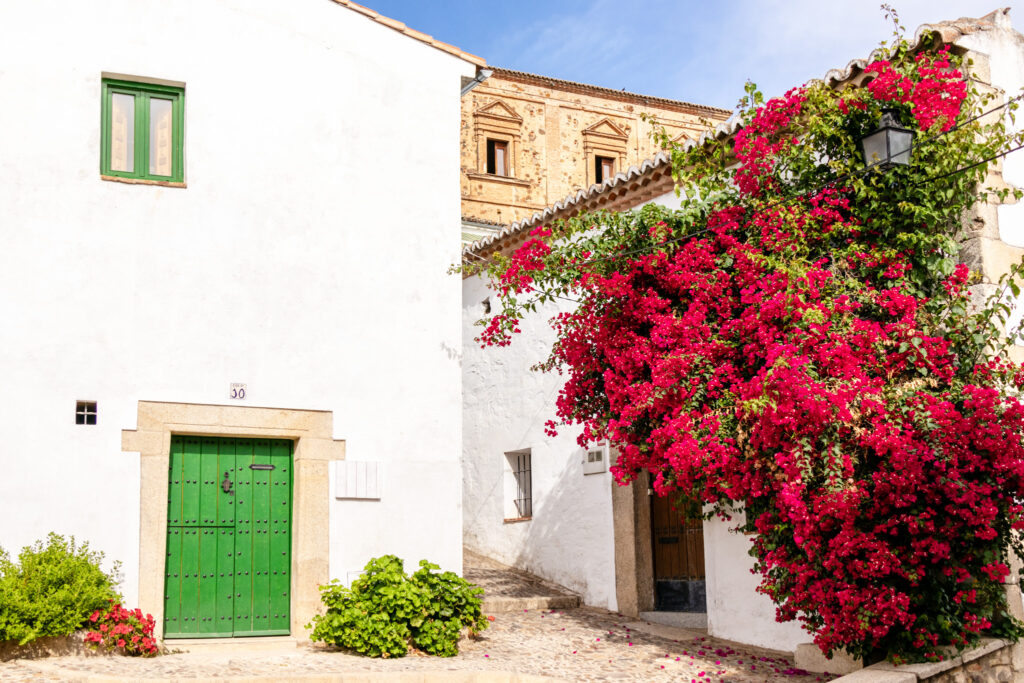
top-left (0, 0), bottom-right (482, 639)
top-left (461, 8), bottom-right (1024, 655)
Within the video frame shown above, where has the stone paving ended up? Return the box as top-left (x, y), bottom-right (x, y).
top-left (0, 552), bottom-right (838, 682)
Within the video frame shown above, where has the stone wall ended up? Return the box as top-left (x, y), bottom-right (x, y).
top-left (832, 639), bottom-right (1024, 683)
top-left (460, 70), bottom-right (730, 223)
top-left (931, 642), bottom-right (1015, 683)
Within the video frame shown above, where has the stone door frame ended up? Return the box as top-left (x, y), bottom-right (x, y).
top-left (121, 400), bottom-right (346, 639)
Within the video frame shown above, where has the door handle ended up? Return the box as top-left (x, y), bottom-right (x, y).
top-left (221, 471), bottom-right (234, 495)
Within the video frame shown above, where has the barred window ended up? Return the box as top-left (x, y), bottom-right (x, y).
top-left (504, 450), bottom-right (532, 521)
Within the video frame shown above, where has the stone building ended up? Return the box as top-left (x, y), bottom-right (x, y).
top-left (460, 68), bottom-right (731, 225)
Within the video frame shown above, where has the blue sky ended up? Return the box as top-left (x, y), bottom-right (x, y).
top-left (368, 0), bottom-right (1000, 111)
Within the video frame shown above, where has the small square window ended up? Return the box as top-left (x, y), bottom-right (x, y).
top-left (101, 77), bottom-right (184, 182)
top-left (486, 139), bottom-right (509, 177)
top-left (75, 401), bottom-right (97, 425)
top-left (595, 156), bottom-right (615, 183)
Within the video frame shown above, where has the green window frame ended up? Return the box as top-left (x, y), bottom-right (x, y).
top-left (101, 78), bottom-right (184, 183)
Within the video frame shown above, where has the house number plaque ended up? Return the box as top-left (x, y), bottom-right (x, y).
top-left (229, 383), bottom-right (247, 400)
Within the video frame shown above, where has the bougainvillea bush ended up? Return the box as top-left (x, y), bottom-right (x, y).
top-left (84, 602), bottom-right (159, 656)
top-left (470, 31), bottom-right (1024, 663)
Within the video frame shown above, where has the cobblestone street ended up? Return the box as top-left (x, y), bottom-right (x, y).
top-left (0, 553), bottom-right (835, 682)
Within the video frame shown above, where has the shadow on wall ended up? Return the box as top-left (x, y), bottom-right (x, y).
top-left (504, 443), bottom-right (618, 609)
top-left (440, 341), bottom-right (462, 364)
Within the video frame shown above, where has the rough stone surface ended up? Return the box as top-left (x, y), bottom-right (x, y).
top-left (0, 558), bottom-right (835, 683)
top-left (828, 640), bottom-right (1023, 683)
top-left (0, 608), bottom-right (837, 682)
top-left (930, 643), bottom-right (1015, 683)
top-left (460, 73), bottom-right (729, 224)
top-left (0, 635), bottom-right (89, 662)
top-left (465, 550), bottom-right (581, 614)
top-left (795, 643), bottom-right (862, 675)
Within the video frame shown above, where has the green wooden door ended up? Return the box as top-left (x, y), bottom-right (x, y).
top-left (164, 436), bottom-right (293, 638)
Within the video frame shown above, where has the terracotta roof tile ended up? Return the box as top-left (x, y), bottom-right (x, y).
top-left (462, 216), bottom-right (508, 228)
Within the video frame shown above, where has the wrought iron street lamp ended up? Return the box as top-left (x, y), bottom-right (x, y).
top-left (859, 109), bottom-right (915, 169)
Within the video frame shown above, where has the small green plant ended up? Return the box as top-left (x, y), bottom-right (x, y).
top-left (0, 533), bottom-right (121, 645)
top-left (307, 555), bottom-right (487, 658)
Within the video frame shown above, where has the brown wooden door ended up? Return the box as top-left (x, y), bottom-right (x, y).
top-left (651, 492), bottom-right (706, 611)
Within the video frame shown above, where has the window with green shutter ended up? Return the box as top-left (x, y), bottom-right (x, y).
top-left (101, 77), bottom-right (184, 183)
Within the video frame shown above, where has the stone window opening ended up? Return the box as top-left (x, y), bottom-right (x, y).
top-left (503, 449), bottom-right (532, 522)
top-left (582, 117), bottom-right (629, 188)
top-left (486, 139), bottom-right (509, 176)
top-left (595, 155), bottom-right (615, 183)
top-left (472, 100), bottom-right (523, 181)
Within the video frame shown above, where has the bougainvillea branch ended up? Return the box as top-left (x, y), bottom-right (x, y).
top-left (466, 31), bottom-right (1024, 663)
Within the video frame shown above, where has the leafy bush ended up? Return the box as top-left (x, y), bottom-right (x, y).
top-left (85, 602), bottom-right (159, 656)
top-left (0, 533), bottom-right (121, 645)
top-left (307, 555), bottom-right (487, 657)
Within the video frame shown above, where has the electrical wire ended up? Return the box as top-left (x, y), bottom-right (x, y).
top-left (912, 142), bottom-right (1024, 187)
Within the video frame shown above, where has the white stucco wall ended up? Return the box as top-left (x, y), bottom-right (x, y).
top-left (0, 0), bottom-right (474, 607)
top-left (704, 513), bottom-right (808, 652)
top-left (462, 274), bottom-right (619, 609)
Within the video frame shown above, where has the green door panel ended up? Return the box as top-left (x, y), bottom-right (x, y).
top-left (164, 436), bottom-right (292, 639)
top-left (268, 439), bottom-right (292, 633)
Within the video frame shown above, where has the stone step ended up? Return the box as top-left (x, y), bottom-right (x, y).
top-left (166, 635), bottom-right (301, 653)
top-left (638, 611), bottom-right (707, 630)
top-left (464, 549), bottom-right (583, 615)
top-left (481, 594), bottom-right (581, 614)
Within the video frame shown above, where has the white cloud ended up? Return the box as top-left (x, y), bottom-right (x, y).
top-left (485, 0), bottom-right (1007, 110)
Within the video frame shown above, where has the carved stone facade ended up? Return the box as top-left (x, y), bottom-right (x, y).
top-left (461, 68), bottom-right (731, 224)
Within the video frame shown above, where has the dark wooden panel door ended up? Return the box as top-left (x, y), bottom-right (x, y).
top-left (651, 492), bottom-right (706, 612)
top-left (164, 436), bottom-right (292, 638)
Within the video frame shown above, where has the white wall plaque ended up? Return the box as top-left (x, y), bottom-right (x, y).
top-left (583, 443), bottom-right (608, 475)
top-left (336, 460), bottom-right (381, 499)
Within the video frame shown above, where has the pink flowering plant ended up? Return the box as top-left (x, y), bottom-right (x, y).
top-left (84, 601), bottom-right (159, 657)
top-left (466, 26), bottom-right (1024, 663)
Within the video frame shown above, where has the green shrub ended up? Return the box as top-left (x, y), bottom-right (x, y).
top-left (0, 533), bottom-right (121, 645)
top-left (307, 555), bottom-right (487, 658)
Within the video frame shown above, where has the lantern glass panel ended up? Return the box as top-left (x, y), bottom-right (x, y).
top-left (861, 130), bottom-right (889, 168)
top-left (888, 128), bottom-right (913, 166)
